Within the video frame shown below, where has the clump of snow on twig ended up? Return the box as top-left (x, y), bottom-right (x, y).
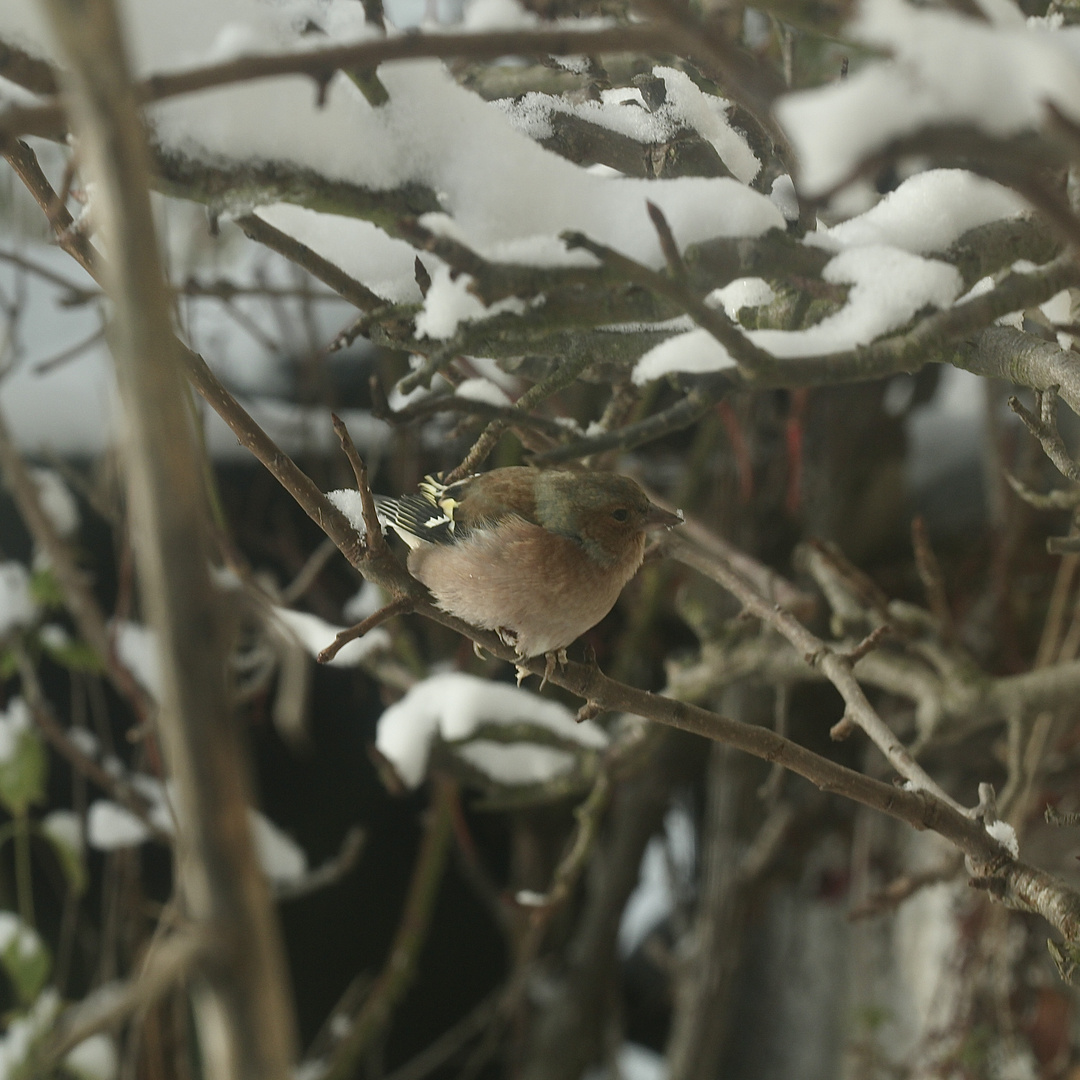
top-left (376, 672), bottom-right (607, 788)
top-left (986, 819), bottom-right (1020, 858)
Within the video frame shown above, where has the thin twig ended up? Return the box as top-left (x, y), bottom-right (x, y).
top-left (323, 778), bottom-right (455, 1080)
top-left (562, 229), bottom-right (777, 374)
top-left (645, 200), bottom-right (686, 280)
top-left (0, 402), bottom-right (152, 717)
top-left (331, 412), bottom-right (390, 559)
top-left (912, 516), bottom-right (955, 640)
top-left (317, 596), bottom-right (414, 664)
top-left (1009, 387), bottom-right (1080, 483)
top-left (663, 529), bottom-right (966, 813)
top-left (445, 355), bottom-right (591, 482)
top-left (41, 927), bottom-right (214, 1066)
top-left (848, 857), bottom-right (965, 920)
top-left (14, 646), bottom-right (169, 842)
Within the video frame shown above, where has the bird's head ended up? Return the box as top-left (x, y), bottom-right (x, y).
top-left (533, 471), bottom-right (682, 567)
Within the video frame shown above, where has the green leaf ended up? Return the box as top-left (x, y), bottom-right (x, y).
top-left (28, 568), bottom-right (64, 609)
top-left (40, 635), bottom-right (105, 675)
top-left (0, 702), bottom-right (47, 816)
top-left (41, 811), bottom-right (87, 897)
top-left (0, 913), bottom-right (51, 1005)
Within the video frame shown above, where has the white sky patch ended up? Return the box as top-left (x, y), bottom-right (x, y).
top-left (776, 0), bottom-right (1080, 195)
top-left (272, 606), bottom-right (391, 667)
top-left (112, 621), bottom-right (163, 699)
top-left (455, 377), bottom-right (513, 407)
top-left (0, 563), bottom-right (38, 639)
top-left (462, 0), bottom-right (537, 30)
top-left (633, 245), bottom-right (961, 383)
top-left (811, 170), bottom-right (1028, 255)
top-left (415, 267), bottom-right (527, 340)
top-left (376, 672), bottom-right (607, 788)
top-left (251, 204), bottom-right (423, 304)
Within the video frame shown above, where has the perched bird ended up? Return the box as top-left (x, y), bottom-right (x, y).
top-left (376, 468), bottom-right (682, 680)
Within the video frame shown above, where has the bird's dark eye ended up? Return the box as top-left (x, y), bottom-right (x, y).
top-left (611, 508), bottom-right (631, 523)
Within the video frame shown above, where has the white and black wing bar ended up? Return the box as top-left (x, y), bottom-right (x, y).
top-left (374, 476), bottom-right (468, 548)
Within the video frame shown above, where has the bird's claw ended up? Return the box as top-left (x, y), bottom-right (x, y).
top-left (537, 648), bottom-right (568, 692)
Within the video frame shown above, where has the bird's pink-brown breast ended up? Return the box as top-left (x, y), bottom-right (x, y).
top-left (407, 516), bottom-right (647, 657)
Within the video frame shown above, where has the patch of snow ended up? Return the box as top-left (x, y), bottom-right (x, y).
top-left (0, 989), bottom-right (60, 1080)
top-left (986, 818), bottom-right (1020, 858)
top-left (250, 809), bottom-right (308, 884)
top-left (31, 469), bottom-right (80, 537)
top-left (273, 605), bottom-right (392, 666)
top-left (64, 1035), bottom-right (118, 1080)
top-left (42, 809), bottom-right (83, 856)
top-left (0, 563), bottom-right (38, 638)
top-left (618, 803), bottom-right (696, 956)
top-left (633, 245), bottom-right (961, 383)
top-left (376, 671), bottom-right (607, 787)
top-left (811, 170), bottom-right (1027, 255)
top-left (415, 267), bottom-right (527, 340)
top-left (112, 621), bottom-right (163, 699)
top-left (343, 580), bottom-right (386, 623)
top-left (455, 377), bottom-right (512, 407)
top-left (770, 173), bottom-right (800, 222)
top-left (87, 801), bottom-right (152, 849)
top-left (776, 0), bottom-right (1080, 195)
top-left (0, 699), bottom-right (32, 765)
top-left (455, 741), bottom-right (576, 784)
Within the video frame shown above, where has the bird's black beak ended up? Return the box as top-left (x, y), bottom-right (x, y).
top-left (644, 503), bottom-right (684, 530)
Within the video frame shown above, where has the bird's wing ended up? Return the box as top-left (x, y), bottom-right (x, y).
top-left (374, 475), bottom-right (470, 549)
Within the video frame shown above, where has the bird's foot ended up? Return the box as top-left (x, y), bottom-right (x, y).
top-left (538, 648), bottom-right (568, 692)
top-left (515, 663), bottom-right (530, 686)
top-left (496, 626), bottom-right (519, 650)
top-left (473, 640), bottom-right (487, 660)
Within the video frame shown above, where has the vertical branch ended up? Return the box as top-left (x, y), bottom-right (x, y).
top-left (37, 1), bottom-right (296, 1078)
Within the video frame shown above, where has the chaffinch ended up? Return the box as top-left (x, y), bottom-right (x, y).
top-left (376, 468), bottom-right (682, 678)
